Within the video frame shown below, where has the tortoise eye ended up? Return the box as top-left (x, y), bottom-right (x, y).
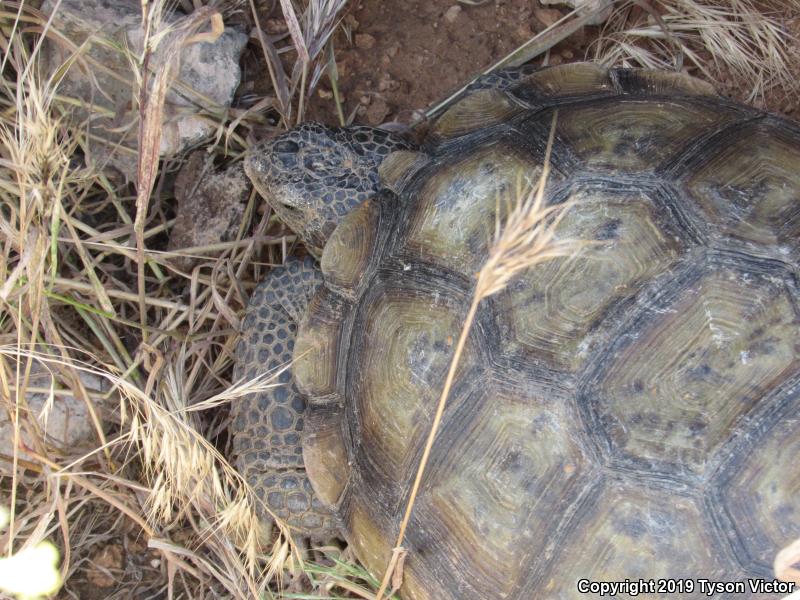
top-left (273, 139), bottom-right (300, 154)
top-left (276, 152), bottom-right (298, 169)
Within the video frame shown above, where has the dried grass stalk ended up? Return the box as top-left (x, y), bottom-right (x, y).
top-left (135, 5), bottom-right (225, 339)
top-left (775, 537), bottom-right (800, 585)
top-left (253, 0), bottom-right (349, 125)
top-left (1, 1), bottom-right (306, 596)
top-left (375, 114), bottom-right (584, 600)
top-left (592, 0), bottom-right (798, 104)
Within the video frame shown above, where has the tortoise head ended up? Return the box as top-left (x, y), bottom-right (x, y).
top-left (245, 122), bottom-right (413, 258)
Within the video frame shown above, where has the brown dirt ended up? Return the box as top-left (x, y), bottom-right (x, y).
top-left (239, 1), bottom-right (800, 126)
top-left (58, 520), bottom-right (165, 600)
top-left (306, 0), bottom-right (593, 126)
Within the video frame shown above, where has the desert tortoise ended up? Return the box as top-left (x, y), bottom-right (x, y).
top-left (233, 63), bottom-right (800, 599)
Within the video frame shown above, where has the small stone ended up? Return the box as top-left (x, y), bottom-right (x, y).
top-left (515, 22), bottom-right (534, 40)
top-left (87, 545), bottom-right (124, 588)
top-left (444, 5), bottom-right (462, 23)
top-left (534, 7), bottom-right (563, 27)
top-left (561, 49), bottom-right (574, 59)
top-left (359, 95), bottom-right (371, 106)
top-left (355, 33), bottom-right (376, 49)
top-left (549, 54), bottom-right (564, 66)
top-left (344, 13), bottom-right (359, 30)
top-left (317, 88), bottom-right (333, 99)
top-left (264, 18), bottom-right (287, 34)
top-left (0, 356), bottom-right (114, 470)
top-left (539, 0), bottom-right (614, 26)
top-left (365, 97), bottom-right (391, 125)
top-left (40, 0), bottom-right (247, 179)
top-left (378, 74), bottom-right (397, 92)
top-left (385, 44), bottom-right (400, 58)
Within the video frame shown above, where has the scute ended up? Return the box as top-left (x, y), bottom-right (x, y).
top-left (497, 185), bottom-right (685, 372)
top-left (612, 67), bottom-right (717, 96)
top-left (302, 401), bottom-right (350, 507)
top-left (294, 286), bottom-right (348, 398)
top-left (714, 393), bottom-right (800, 572)
top-left (554, 98), bottom-right (739, 171)
top-left (510, 62), bottom-right (614, 106)
top-left (403, 141), bottom-right (559, 279)
top-left (402, 381), bottom-right (593, 598)
top-left (347, 275), bottom-right (480, 479)
top-left (378, 150), bottom-right (429, 193)
top-left (342, 500), bottom-right (393, 589)
top-left (586, 262), bottom-right (800, 479)
top-left (321, 196), bottom-right (383, 295)
top-left (430, 89), bottom-right (525, 140)
top-left (684, 120), bottom-right (800, 261)
top-left (542, 481), bottom-right (732, 598)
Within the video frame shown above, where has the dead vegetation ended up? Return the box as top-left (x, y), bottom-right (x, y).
top-left (1, 0), bottom-right (798, 598)
top-left (591, 0), bottom-right (799, 105)
top-left (0, 1), bottom-right (341, 598)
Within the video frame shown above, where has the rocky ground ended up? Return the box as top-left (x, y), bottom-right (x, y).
top-left (242, 0), bottom-right (800, 126)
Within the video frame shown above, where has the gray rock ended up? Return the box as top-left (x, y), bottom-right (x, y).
top-left (0, 361), bottom-right (113, 469)
top-left (41, 0), bottom-right (247, 179)
top-left (168, 152), bottom-right (250, 271)
top-left (539, 0), bottom-right (614, 26)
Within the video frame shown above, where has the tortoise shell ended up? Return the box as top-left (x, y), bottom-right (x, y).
top-left (294, 64), bottom-right (800, 599)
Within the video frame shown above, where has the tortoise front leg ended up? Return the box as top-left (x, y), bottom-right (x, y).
top-left (233, 255), bottom-right (338, 535)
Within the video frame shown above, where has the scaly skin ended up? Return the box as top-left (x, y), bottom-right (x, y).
top-left (244, 123), bottom-right (413, 257)
top-left (236, 125), bottom-right (411, 534)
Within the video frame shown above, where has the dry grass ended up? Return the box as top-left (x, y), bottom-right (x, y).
top-left (250, 0), bottom-right (348, 126)
top-left (592, 0), bottom-right (799, 105)
top-left (0, 0), bottom-right (342, 598)
top-left (426, 0), bottom-right (797, 123)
